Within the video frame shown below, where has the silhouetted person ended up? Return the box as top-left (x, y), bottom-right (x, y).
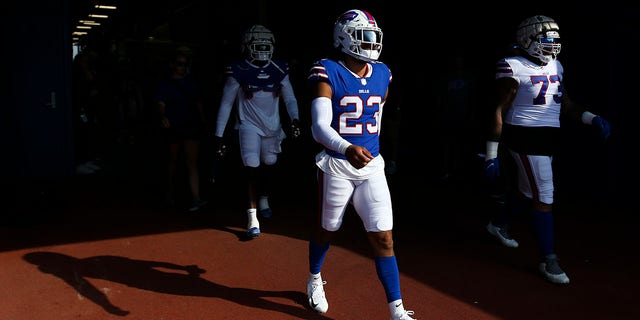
top-left (154, 48), bottom-right (208, 212)
top-left (436, 53), bottom-right (477, 183)
top-left (72, 51), bottom-right (102, 174)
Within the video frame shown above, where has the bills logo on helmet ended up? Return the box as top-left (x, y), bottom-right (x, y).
top-left (338, 11), bottom-right (359, 24)
top-left (339, 10), bottom-right (375, 25)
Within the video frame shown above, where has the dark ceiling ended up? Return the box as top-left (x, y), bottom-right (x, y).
top-left (72, 1), bottom-right (197, 44)
top-left (69, 1), bottom-right (640, 83)
top-left (70, 1), bottom-right (385, 68)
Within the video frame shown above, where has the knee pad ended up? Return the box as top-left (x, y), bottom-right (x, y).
top-left (262, 154), bottom-right (278, 166)
top-left (243, 156), bottom-right (260, 168)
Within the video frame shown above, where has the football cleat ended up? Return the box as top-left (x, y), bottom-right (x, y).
top-left (306, 277), bottom-right (328, 313)
top-left (539, 254), bottom-right (570, 284)
top-left (391, 310), bottom-right (416, 320)
top-left (487, 222), bottom-right (519, 248)
top-left (247, 227), bottom-right (260, 239)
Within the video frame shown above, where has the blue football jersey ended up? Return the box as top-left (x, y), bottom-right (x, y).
top-left (228, 59), bottom-right (289, 97)
top-left (308, 59), bottom-right (392, 159)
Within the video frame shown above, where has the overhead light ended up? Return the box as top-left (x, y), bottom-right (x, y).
top-left (79, 20), bottom-right (101, 26)
top-left (94, 5), bottom-right (117, 10)
top-left (73, 31), bottom-right (88, 35)
top-left (76, 25), bottom-right (91, 29)
top-left (88, 14), bottom-right (109, 19)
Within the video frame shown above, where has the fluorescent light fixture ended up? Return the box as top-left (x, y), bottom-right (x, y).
top-left (94, 5), bottom-right (117, 9)
top-left (77, 25), bottom-right (91, 29)
top-left (73, 31), bottom-right (88, 35)
top-left (88, 14), bottom-right (108, 18)
top-left (79, 20), bottom-right (101, 26)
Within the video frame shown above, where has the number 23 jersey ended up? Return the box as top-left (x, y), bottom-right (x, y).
top-left (308, 58), bottom-right (392, 160)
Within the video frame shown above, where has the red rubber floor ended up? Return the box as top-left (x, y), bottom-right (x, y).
top-left (1, 171), bottom-right (637, 320)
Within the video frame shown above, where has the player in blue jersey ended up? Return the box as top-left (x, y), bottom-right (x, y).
top-left (214, 25), bottom-right (301, 239)
top-left (305, 9), bottom-right (416, 320)
top-left (484, 15), bottom-right (611, 284)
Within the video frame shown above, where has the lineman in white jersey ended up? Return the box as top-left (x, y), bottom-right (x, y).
top-left (214, 24), bottom-right (301, 239)
top-left (305, 9), bottom-right (416, 320)
top-left (484, 15), bottom-right (611, 284)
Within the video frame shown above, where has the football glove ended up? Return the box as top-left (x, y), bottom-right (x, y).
top-left (215, 136), bottom-right (227, 158)
top-left (484, 158), bottom-right (500, 183)
top-left (592, 116), bottom-right (611, 140)
top-left (291, 119), bottom-right (301, 139)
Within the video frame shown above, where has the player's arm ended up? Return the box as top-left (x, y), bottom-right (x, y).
top-left (214, 76), bottom-right (240, 138)
top-left (485, 77), bottom-right (517, 158)
top-left (310, 82), bottom-right (351, 154)
top-left (156, 99), bottom-right (171, 129)
top-left (280, 75), bottom-right (300, 122)
top-left (484, 77), bottom-right (517, 181)
top-left (280, 75), bottom-right (301, 138)
top-left (213, 76), bottom-right (240, 157)
top-left (561, 91), bottom-right (611, 140)
top-left (488, 77), bottom-right (517, 143)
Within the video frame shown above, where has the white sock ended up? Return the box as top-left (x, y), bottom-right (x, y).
top-left (389, 299), bottom-right (405, 315)
top-left (309, 272), bottom-right (322, 282)
top-left (247, 208), bottom-right (259, 229)
top-left (258, 196), bottom-right (270, 210)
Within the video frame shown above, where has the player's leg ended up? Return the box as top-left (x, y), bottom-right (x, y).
top-left (512, 152), bottom-right (569, 284)
top-left (239, 129), bottom-right (262, 238)
top-left (257, 135), bottom-right (282, 218)
top-left (487, 149), bottom-right (520, 247)
top-left (307, 170), bottom-right (352, 313)
top-left (352, 172), bottom-right (415, 319)
top-left (184, 139), bottom-right (206, 211)
top-left (163, 139), bottom-right (180, 208)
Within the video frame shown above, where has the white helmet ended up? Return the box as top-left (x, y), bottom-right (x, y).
top-left (242, 24), bottom-right (275, 62)
top-left (516, 15), bottom-right (561, 64)
top-left (333, 9), bottom-right (383, 62)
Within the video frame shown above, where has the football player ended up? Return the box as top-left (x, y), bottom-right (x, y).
top-left (305, 9), bottom-right (416, 320)
top-left (214, 24), bottom-right (301, 238)
top-left (484, 15), bottom-right (611, 284)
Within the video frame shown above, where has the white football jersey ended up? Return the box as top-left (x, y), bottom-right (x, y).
top-left (496, 56), bottom-right (564, 128)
